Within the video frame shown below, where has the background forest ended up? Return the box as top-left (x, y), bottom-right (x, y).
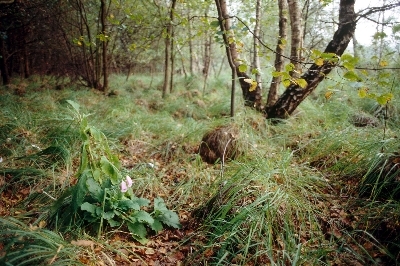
top-left (1, 0), bottom-right (400, 265)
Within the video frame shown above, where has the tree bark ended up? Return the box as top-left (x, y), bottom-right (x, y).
top-left (266, 0), bottom-right (356, 120)
top-left (215, 0), bottom-right (236, 116)
top-left (215, 0), bottom-right (261, 109)
top-left (162, 0), bottom-right (176, 98)
top-left (287, 0), bottom-right (302, 77)
top-left (100, 0), bottom-right (108, 92)
top-left (252, 0), bottom-right (263, 110)
top-left (267, 0), bottom-right (288, 108)
top-left (0, 35), bottom-right (10, 85)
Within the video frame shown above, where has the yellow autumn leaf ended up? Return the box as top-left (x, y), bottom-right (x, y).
top-left (249, 81), bottom-right (258, 92)
top-left (243, 78), bottom-right (253, 84)
top-left (315, 58), bottom-right (324, 66)
top-left (77, 41), bottom-right (82, 46)
top-left (358, 88), bottom-right (368, 98)
top-left (325, 91), bottom-right (334, 100)
top-left (283, 79), bottom-right (291, 87)
top-left (297, 78), bottom-right (307, 89)
top-left (379, 60), bottom-right (388, 67)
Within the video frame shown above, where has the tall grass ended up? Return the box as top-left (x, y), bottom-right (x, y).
top-left (1, 74), bottom-right (400, 265)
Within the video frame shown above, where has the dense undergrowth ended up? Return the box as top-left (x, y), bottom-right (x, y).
top-left (0, 74), bottom-right (400, 265)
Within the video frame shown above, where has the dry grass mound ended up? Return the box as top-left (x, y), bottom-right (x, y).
top-left (198, 124), bottom-right (240, 164)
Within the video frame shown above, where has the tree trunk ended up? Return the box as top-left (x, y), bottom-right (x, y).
top-left (287, 0), bottom-right (302, 77)
top-left (215, 0), bottom-right (236, 116)
top-left (162, 0), bottom-right (176, 98)
top-left (267, 0), bottom-right (288, 108)
top-left (266, 0), bottom-right (356, 120)
top-left (0, 35), bottom-right (10, 85)
top-left (215, 0), bottom-right (261, 109)
top-left (188, 12), bottom-right (195, 76)
top-left (202, 5), bottom-right (212, 94)
top-left (100, 0), bottom-right (108, 92)
top-left (251, 0), bottom-right (263, 110)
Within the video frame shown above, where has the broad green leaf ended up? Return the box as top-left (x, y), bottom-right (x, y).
top-left (210, 20), bottom-right (220, 28)
top-left (238, 64), bottom-right (247, 73)
top-left (297, 78), bottom-right (307, 89)
top-left (157, 210), bottom-right (181, 229)
top-left (358, 88), bottom-right (368, 98)
top-left (118, 200), bottom-right (140, 211)
top-left (272, 71), bottom-right (283, 77)
top-left (133, 197), bottom-right (151, 207)
top-left (132, 210), bottom-right (154, 224)
top-left (283, 79), bottom-right (291, 87)
top-left (154, 197), bottom-right (168, 211)
top-left (81, 202), bottom-right (97, 214)
top-left (342, 62), bottom-right (355, 70)
top-left (102, 211), bottom-right (115, 220)
top-left (92, 169), bottom-right (101, 184)
top-left (127, 222), bottom-right (148, 244)
top-left (285, 63), bottom-right (294, 72)
top-left (150, 219), bottom-right (163, 232)
top-left (108, 219), bottom-right (120, 227)
top-left (100, 156), bottom-right (120, 184)
top-left (343, 71), bottom-right (361, 82)
top-left (86, 177), bottom-right (103, 200)
top-left (377, 93), bottom-right (393, 105)
top-left (72, 170), bottom-right (89, 212)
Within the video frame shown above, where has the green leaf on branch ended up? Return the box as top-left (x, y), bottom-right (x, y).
top-left (272, 71), bottom-right (283, 77)
top-left (210, 20), bottom-right (220, 28)
top-left (358, 88), bottom-right (368, 98)
top-left (377, 93), bottom-right (393, 105)
top-left (238, 64), bottom-right (247, 73)
top-left (343, 71), bottom-right (361, 82)
top-left (297, 78), bottom-right (307, 89)
top-left (283, 79), bottom-right (291, 87)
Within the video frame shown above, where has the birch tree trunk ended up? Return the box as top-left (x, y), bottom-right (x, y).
top-left (252, 0), bottom-right (263, 110)
top-left (267, 0), bottom-right (288, 109)
top-left (287, 0), bottom-right (302, 77)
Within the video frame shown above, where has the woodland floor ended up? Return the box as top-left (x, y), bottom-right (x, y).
top-left (1, 142), bottom-right (397, 266)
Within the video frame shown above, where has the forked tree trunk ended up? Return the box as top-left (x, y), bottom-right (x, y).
top-left (266, 0), bottom-right (356, 119)
top-left (267, 0), bottom-right (288, 108)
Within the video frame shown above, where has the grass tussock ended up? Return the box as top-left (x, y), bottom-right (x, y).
top-left (0, 74), bottom-right (400, 265)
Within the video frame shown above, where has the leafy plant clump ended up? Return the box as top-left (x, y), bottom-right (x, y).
top-left (49, 101), bottom-right (181, 244)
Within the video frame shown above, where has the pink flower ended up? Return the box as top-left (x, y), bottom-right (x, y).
top-left (120, 180), bottom-right (128, 193)
top-left (126, 176), bottom-right (133, 188)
